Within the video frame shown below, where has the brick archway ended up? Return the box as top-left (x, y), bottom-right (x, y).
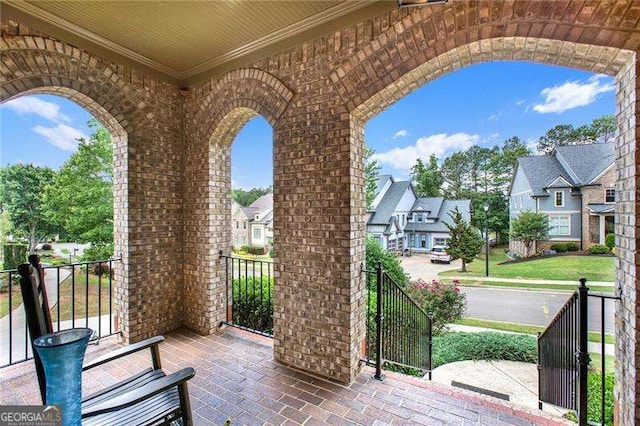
top-left (335, 13), bottom-right (638, 421)
top-left (0, 35), bottom-right (186, 343)
top-left (183, 69), bottom-right (291, 334)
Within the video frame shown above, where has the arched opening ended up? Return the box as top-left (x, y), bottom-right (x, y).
top-left (182, 107), bottom-right (277, 336)
top-left (348, 37), bottom-right (635, 421)
top-left (0, 90), bottom-right (126, 366)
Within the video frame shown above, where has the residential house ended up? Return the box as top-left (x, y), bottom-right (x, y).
top-left (508, 143), bottom-right (615, 255)
top-left (231, 194), bottom-right (274, 250)
top-left (367, 175), bottom-right (471, 252)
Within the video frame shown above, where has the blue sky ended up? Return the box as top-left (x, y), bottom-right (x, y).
top-left (1, 61), bottom-right (614, 188)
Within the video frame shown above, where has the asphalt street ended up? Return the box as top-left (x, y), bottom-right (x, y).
top-left (461, 287), bottom-right (615, 333)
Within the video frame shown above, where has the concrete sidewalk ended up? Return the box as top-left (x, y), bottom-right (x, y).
top-left (431, 360), bottom-right (569, 417)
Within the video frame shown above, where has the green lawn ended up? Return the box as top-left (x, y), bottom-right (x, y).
top-left (440, 247), bottom-right (615, 282)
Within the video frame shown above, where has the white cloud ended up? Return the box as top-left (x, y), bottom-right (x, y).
top-left (391, 129), bottom-right (409, 139)
top-left (533, 75), bottom-right (614, 114)
top-left (515, 100), bottom-right (525, 106)
top-left (2, 97), bottom-right (70, 123)
top-left (32, 124), bottom-right (86, 151)
top-left (372, 133), bottom-right (480, 172)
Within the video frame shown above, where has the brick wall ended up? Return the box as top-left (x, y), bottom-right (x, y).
top-left (581, 166), bottom-right (616, 247)
top-left (613, 52), bottom-right (639, 425)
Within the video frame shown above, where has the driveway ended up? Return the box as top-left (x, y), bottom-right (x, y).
top-left (399, 253), bottom-right (462, 281)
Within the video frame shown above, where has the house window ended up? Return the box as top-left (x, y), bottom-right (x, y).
top-left (243, 222), bottom-right (246, 229)
top-left (417, 214), bottom-right (423, 223)
top-left (401, 214), bottom-right (405, 227)
top-left (554, 191), bottom-right (564, 207)
top-left (235, 221), bottom-right (239, 229)
top-left (420, 234), bottom-right (427, 248)
top-left (549, 215), bottom-right (570, 236)
top-left (253, 227), bottom-right (261, 240)
top-left (605, 188), bottom-right (615, 203)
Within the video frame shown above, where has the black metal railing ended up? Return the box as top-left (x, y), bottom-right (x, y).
top-left (363, 263), bottom-right (432, 379)
top-left (0, 258), bottom-right (120, 367)
top-left (220, 253), bottom-right (274, 336)
top-left (538, 278), bottom-right (620, 425)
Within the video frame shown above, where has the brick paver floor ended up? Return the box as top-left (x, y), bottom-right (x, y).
top-left (0, 327), bottom-right (570, 425)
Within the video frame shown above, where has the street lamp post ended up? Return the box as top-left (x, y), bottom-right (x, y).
top-left (483, 202), bottom-right (489, 277)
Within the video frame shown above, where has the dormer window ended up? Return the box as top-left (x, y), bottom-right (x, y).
top-left (605, 188), bottom-right (615, 203)
top-left (554, 191), bottom-right (564, 207)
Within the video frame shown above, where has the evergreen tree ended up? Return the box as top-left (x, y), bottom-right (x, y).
top-left (444, 207), bottom-right (483, 272)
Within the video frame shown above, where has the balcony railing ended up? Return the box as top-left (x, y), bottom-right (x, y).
top-left (0, 258), bottom-right (120, 367)
top-left (538, 278), bottom-right (620, 425)
top-left (220, 253), bottom-right (274, 336)
top-left (363, 263), bottom-right (433, 380)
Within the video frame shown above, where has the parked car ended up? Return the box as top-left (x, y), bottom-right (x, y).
top-left (429, 246), bottom-right (451, 264)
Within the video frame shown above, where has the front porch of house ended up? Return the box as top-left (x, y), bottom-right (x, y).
top-left (0, 326), bottom-right (568, 425)
top-left (2, 1), bottom-right (640, 424)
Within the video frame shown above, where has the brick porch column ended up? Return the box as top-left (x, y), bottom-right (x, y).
top-left (614, 52), bottom-right (639, 425)
top-left (272, 109), bottom-right (367, 383)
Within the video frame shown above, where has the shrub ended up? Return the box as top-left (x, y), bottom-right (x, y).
top-left (241, 245), bottom-right (266, 255)
top-left (81, 243), bottom-right (114, 262)
top-left (604, 233), bottom-right (615, 250)
top-left (3, 244), bottom-right (28, 270)
top-left (589, 244), bottom-right (610, 255)
top-left (566, 242), bottom-right (580, 252)
top-left (365, 236), bottom-right (407, 288)
top-left (232, 277), bottom-right (273, 334)
top-left (431, 332), bottom-right (537, 368)
top-left (550, 243), bottom-right (568, 252)
top-left (404, 278), bottom-right (466, 336)
top-left (269, 247), bottom-right (275, 258)
top-left (566, 373), bottom-right (614, 425)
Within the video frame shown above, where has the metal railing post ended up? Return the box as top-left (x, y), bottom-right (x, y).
top-left (576, 278), bottom-right (590, 426)
top-left (374, 261), bottom-right (384, 381)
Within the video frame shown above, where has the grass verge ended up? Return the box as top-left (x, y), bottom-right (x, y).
top-left (442, 278), bottom-right (615, 293)
top-left (457, 318), bottom-right (615, 345)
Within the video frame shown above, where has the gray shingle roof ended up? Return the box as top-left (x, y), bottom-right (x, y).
top-left (514, 143), bottom-right (615, 197)
top-left (404, 199), bottom-right (471, 232)
top-left (249, 193), bottom-right (273, 210)
top-left (411, 197), bottom-right (444, 218)
top-left (375, 175), bottom-right (393, 196)
top-left (368, 180), bottom-right (412, 225)
top-left (516, 156), bottom-right (575, 197)
top-left (554, 143), bottom-right (615, 184)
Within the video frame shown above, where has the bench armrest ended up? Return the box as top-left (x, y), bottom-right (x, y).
top-left (81, 367), bottom-right (196, 417)
top-left (83, 335), bottom-right (164, 371)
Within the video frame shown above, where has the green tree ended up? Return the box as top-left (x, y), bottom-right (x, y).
top-left (441, 151), bottom-right (468, 198)
top-left (0, 210), bottom-right (13, 243)
top-left (536, 115), bottom-right (616, 154)
top-left (445, 207), bottom-right (483, 272)
top-left (365, 147), bottom-right (381, 209)
top-left (231, 186), bottom-right (272, 206)
top-left (411, 154), bottom-right (442, 197)
top-left (510, 210), bottom-right (549, 257)
top-left (0, 164), bottom-right (58, 253)
top-left (43, 119), bottom-right (113, 246)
